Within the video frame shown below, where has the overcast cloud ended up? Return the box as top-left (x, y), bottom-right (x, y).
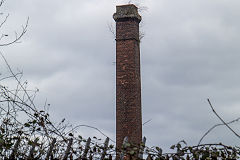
top-left (1, 0), bottom-right (240, 152)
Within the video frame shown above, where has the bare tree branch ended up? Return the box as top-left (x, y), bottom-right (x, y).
top-left (0, 17), bottom-right (29, 46)
top-left (67, 124), bottom-right (116, 143)
top-left (198, 116), bottom-right (240, 145)
top-left (0, 13), bottom-right (9, 29)
top-left (143, 119), bottom-right (152, 126)
top-left (107, 22), bottom-right (115, 38)
top-left (207, 98), bottom-right (240, 140)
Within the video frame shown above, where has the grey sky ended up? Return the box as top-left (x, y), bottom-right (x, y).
top-left (1, 0), bottom-right (240, 152)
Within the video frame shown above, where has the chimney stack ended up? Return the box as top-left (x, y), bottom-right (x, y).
top-left (113, 4), bottom-right (142, 150)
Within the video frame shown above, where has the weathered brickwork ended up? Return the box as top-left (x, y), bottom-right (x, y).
top-left (113, 4), bottom-right (142, 150)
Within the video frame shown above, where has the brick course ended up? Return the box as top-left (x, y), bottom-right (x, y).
top-left (113, 4), bottom-right (142, 150)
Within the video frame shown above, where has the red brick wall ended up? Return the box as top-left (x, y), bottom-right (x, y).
top-left (115, 14), bottom-right (142, 149)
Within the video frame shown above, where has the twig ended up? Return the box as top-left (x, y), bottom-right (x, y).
top-left (207, 99), bottom-right (240, 140)
top-left (143, 119), bottom-right (152, 126)
top-left (198, 117), bottom-right (240, 145)
top-left (0, 13), bottom-right (9, 29)
top-left (0, 72), bottom-right (22, 81)
top-left (67, 124), bottom-right (116, 143)
top-left (0, 17), bottom-right (29, 46)
top-left (107, 22), bottom-right (116, 38)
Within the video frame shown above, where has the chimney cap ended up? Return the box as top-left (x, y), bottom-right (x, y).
top-left (113, 4), bottom-right (141, 22)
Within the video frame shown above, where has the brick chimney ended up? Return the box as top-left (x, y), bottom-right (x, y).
top-left (113, 4), bottom-right (142, 150)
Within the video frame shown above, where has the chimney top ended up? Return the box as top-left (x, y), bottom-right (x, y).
top-left (113, 4), bottom-right (141, 22)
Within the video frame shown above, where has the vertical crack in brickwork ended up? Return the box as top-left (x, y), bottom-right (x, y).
top-left (113, 4), bottom-right (142, 151)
